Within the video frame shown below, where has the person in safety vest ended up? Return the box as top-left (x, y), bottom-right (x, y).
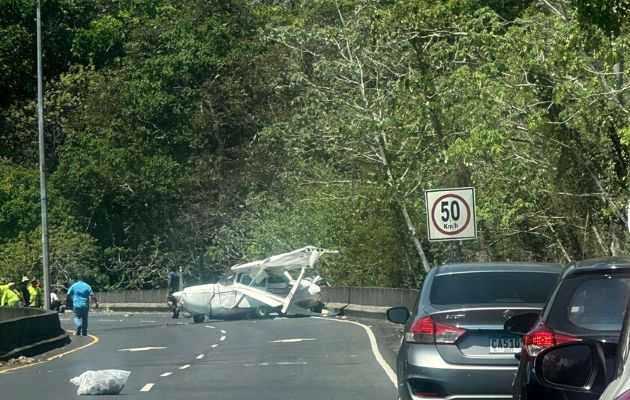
top-left (29, 279), bottom-right (43, 307)
top-left (0, 281), bottom-right (8, 305)
top-left (1, 283), bottom-right (21, 307)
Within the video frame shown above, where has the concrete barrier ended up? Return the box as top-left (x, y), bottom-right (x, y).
top-left (321, 287), bottom-right (418, 319)
top-left (93, 286), bottom-right (420, 319)
top-left (0, 308), bottom-right (70, 361)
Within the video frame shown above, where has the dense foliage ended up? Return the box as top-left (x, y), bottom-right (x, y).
top-left (0, 0), bottom-right (628, 290)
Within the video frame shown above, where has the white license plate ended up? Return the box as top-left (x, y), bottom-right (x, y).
top-left (489, 337), bottom-right (521, 353)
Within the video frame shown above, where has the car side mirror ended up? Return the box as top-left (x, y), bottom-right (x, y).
top-left (387, 307), bottom-right (410, 324)
top-left (504, 312), bottom-right (540, 335)
top-left (534, 342), bottom-right (607, 394)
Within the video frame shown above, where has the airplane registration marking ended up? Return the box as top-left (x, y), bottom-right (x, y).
top-left (179, 364), bottom-right (191, 370)
top-left (220, 336), bottom-right (226, 341)
top-left (271, 338), bottom-right (316, 343)
top-left (160, 372), bottom-right (172, 377)
top-left (118, 347), bottom-right (166, 352)
top-left (140, 383), bottom-right (154, 392)
top-left (196, 354), bottom-right (205, 359)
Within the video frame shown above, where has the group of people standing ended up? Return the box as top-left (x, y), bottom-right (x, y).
top-left (0, 276), bottom-right (43, 307)
top-left (0, 274), bottom-right (96, 337)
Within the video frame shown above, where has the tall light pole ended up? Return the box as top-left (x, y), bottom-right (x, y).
top-left (37, 0), bottom-right (51, 310)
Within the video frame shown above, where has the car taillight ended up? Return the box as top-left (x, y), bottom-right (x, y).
top-left (405, 316), bottom-right (466, 344)
top-left (523, 324), bottom-right (579, 359)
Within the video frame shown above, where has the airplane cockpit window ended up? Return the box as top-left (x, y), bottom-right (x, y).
top-left (239, 274), bottom-right (252, 285)
top-left (218, 274), bottom-right (235, 286)
top-left (251, 276), bottom-right (266, 288)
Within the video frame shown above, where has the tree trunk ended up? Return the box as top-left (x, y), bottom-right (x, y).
top-left (375, 132), bottom-right (431, 272)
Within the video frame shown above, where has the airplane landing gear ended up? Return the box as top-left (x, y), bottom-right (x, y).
top-left (255, 305), bottom-right (271, 318)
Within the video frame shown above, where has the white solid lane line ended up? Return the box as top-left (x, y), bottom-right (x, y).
top-left (140, 383), bottom-right (154, 392)
top-left (271, 338), bottom-right (316, 343)
top-left (160, 372), bottom-right (172, 377)
top-left (220, 336), bottom-right (226, 341)
top-left (179, 364), bottom-right (191, 370)
top-left (312, 317), bottom-right (396, 387)
top-left (196, 354), bottom-right (205, 359)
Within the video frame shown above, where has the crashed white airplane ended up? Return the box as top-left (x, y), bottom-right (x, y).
top-left (172, 246), bottom-right (337, 322)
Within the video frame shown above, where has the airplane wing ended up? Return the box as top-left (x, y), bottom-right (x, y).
top-left (230, 246), bottom-right (337, 274)
top-left (230, 283), bottom-right (285, 308)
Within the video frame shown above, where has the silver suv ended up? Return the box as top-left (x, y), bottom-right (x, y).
top-left (387, 262), bottom-right (562, 400)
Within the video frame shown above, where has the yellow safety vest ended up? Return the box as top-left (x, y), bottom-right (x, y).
top-left (2, 288), bottom-right (20, 307)
top-left (0, 285), bottom-right (7, 306)
top-left (29, 285), bottom-right (42, 307)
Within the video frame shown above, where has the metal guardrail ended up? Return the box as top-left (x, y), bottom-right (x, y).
top-left (96, 289), bottom-right (169, 304)
top-left (322, 287), bottom-right (418, 310)
top-left (96, 286), bottom-right (419, 310)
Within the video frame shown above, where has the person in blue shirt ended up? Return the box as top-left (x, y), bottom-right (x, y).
top-left (67, 274), bottom-right (95, 336)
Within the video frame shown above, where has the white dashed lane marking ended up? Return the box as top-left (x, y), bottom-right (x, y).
top-left (179, 364), bottom-right (191, 370)
top-left (211, 344), bottom-right (218, 349)
top-left (160, 372), bottom-right (172, 377)
top-left (271, 338), bottom-right (316, 343)
top-left (140, 383), bottom-right (154, 392)
top-left (220, 329), bottom-right (226, 334)
top-left (220, 336), bottom-right (226, 341)
top-left (205, 325), bottom-right (215, 329)
top-left (244, 361), bottom-right (308, 367)
top-left (196, 354), bottom-right (205, 359)
top-left (118, 347), bottom-right (166, 352)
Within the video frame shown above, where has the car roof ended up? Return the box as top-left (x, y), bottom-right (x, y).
top-left (435, 262), bottom-right (563, 276)
top-left (565, 256), bottom-right (630, 277)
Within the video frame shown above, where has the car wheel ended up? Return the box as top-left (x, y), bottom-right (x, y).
top-left (192, 313), bottom-right (205, 323)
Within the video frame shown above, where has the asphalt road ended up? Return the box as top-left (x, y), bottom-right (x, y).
top-left (0, 312), bottom-right (399, 399)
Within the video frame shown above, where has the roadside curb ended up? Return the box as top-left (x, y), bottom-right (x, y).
top-left (97, 302), bottom-right (390, 319)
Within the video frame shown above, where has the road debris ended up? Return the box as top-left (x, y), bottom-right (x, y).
top-left (0, 356), bottom-right (37, 367)
top-left (70, 370), bottom-right (131, 395)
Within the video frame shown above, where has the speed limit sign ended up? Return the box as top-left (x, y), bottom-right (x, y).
top-left (425, 187), bottom-right (477, 241)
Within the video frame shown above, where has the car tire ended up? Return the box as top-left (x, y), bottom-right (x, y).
top-left (192, 313), bottom-right (205, 323)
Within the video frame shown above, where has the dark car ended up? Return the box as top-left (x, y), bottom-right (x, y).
top-left (508, 256), bottom-right (630, 400)
top-left (387, 262), bottom-right (562, 400)
top-left (533, 302), bottom-right (630, 400)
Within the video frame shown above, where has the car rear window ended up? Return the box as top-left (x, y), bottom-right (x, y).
top-left (430, 271), bottom-right (559, 305)
top-left (548, 275), bottom-right (630, 335)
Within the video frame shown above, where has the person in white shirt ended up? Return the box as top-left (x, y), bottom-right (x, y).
top-left (50, 289), bottom-right (61, 312)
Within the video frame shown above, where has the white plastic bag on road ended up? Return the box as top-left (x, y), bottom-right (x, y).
top-left (70, 370), bottom-right (131, 395)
